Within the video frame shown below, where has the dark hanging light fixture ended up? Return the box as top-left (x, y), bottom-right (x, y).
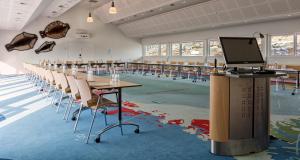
top-left (87, 11), bottom-right (94, 23)
top-left (109, 1), bottom-right (117, 14)
top-left (87, 1), bottom-right (94, 23)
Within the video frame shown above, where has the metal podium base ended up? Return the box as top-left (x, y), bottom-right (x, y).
top-left (211, 137), bottom-right (269, 156)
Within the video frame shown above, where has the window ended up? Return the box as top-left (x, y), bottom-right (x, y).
top-left (160, 44), bottom-right (167, 56)
top-left (270, 35), bottom-right (294, 56)
top-left (296, 34), bottom-right (300, 55)
top-left (209, 40), bottom-right (223, 56)
top-left (145, 44), bottom-right (159, 56)
top-left (171, 43), bottom-right (180, 56)
top-left (181, 41), bottom-right (204, 56)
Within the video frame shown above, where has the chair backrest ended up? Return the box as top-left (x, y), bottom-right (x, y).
top-left (51, 71), bottom-right (61, 88)
top-left (196, 62), bottom-right (203, 66)
top-left (66, 75), bottom-right (79, 99)
top-left (47, 70), bottom-right (55, 84)
top-left (75, 79), bottom-right (92, 106)
top-left (188, 61), bottom-right (195, 65)
top-left (58, 72), bottom-right (69, 92)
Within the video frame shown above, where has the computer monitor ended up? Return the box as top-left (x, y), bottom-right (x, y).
top-left (219, 37), bottom-right (265, 67)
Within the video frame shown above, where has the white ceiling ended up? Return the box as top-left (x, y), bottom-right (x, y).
top-left (43, 0), bottom-right (81, 18)
top-left (0, 0), bottom-right (81, 31)
top-left (0, 0), bottom-right (43, 30)
top-left (1, 0), bottom-right (300, 38)
top-left (94, 0), bottom-right (182, 23)
top-left (111, 0), bottom-right (300, 38)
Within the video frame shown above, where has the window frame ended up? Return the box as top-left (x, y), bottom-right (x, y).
top-left (208, 39), bottom-right (223, 57)
top-left (181, 41), bottom-right (205, 57)
top-left (160, 43), bottom-right (168, 56)
top-left (269, 33), bottom-right (296, 57)
top-left (295, 33), bottom-right (300, 56)
top-left (171, 42), bottom-right (182, 56)
top-left (144, 44), bottom-right (160, 57)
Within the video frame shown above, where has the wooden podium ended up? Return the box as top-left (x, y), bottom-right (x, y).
top-left (209, 72), bottom-right (283, 156)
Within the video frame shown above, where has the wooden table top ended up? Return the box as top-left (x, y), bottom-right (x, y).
top-left (52, 68), bottom-right (142, 90)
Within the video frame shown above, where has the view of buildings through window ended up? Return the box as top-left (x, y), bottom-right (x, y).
top-left (145, 44), bottom-right (159, 56)
top-left (209, 40), bottom-right (223, 57)
top-left (182, 42), bottom-right (204, 56)
top-left (172, 43), bottom-right (180, 56)
top-left (161, 44), bottom-right (167, 56)
top-left (297, 34), bottom-right (300, 55)
top-left (144, 34), bottom-right (300, 57)
top-left (271, 35), bottom-right (294, 56)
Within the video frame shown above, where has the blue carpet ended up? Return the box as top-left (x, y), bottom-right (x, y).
top-left (0, 114), bottom-right (5, 121)
top-left (0, 75), bottom-right (299, 160)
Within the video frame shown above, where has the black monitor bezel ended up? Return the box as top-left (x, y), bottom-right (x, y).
top-left (219, 37), bottom-right (265, 65)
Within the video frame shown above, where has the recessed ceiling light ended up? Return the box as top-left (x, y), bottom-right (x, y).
top-left (20, 2), bottom-right (26, 5)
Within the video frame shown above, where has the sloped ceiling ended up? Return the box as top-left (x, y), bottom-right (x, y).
top-left (93, 0), bottom-right (300, 38)
top-left (0, 0), bottom-right (81, 31)
top-left (0, 0), bottom-right (44, 30)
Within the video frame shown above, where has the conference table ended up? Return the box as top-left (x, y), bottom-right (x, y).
top-left (54, 68), bottom-right (142, 143)
top-left (127, 62), bottom-right (224, 78)
top-left (268, 68), bottom-right (300, 95)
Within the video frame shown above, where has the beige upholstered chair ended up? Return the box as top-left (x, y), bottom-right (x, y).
top-left (63, 75), bottom-right (81, 121)
top-left (55, 72), bottom-right (71, 112)
top-left (74, 79), bottom-right (116, 143)
top-left (50, 71), bottom-right (62, 107)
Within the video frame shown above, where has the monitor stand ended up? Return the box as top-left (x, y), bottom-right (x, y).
top-left (227, 67), bottom-right (253, 74)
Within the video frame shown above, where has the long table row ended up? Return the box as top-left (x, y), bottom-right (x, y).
top-left (42, 62), bottom-right (300, 95)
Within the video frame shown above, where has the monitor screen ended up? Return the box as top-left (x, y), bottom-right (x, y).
top-left (219, 37), bottom-right (264, 66)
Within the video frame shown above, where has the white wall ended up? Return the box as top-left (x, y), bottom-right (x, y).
top-left (141, 17), bottom-right (300, 65)
top-left (0, 3), bottom-right (142, 74)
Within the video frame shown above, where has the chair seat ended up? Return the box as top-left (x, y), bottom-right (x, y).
top-left (92, 89), bottom-right (118, 96)
top-left (87, 97), bottom-right (115, 109)
top-left (75, 93), bottom-right (81, 100)
top-left (64, 87), bottom-right (71, 93)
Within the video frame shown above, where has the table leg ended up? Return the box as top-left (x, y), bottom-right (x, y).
top-left (95, 88), bottom-right (139, 143)
top-left (292, 71), bottom-right (300, 95)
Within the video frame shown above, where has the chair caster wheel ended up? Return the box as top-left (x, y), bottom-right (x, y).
top-left (95, 137), bottom-right (101, 143)
top-left (134, 128), bottom-right (140, 134)
top-left (71, 117), bottom-right (76, 121)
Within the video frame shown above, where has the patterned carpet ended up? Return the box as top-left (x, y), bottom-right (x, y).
top-left (0, 74), bottom-right (299, 160)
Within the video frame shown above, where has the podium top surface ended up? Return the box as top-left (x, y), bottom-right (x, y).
top-left (225, 72), bottom-right (286, 78)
